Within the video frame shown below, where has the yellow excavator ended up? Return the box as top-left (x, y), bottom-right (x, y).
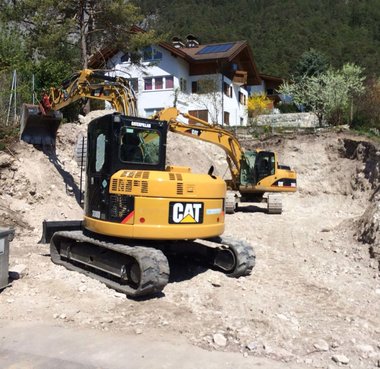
top-left (20, 69), bottom-right (137, 145)
top-left (21, 70), bottom-right (256, 297)
top-left (155, 108), bottom-right (297, 214)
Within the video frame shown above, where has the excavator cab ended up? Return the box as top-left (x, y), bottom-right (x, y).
top-left (84, 113), bottom-right (168, 227)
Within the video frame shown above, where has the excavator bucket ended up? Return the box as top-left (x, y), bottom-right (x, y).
top-left (20, 104), bottom-right (62, 146)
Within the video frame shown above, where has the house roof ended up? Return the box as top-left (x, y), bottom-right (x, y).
top-left (88, 39), bottom-right (262, 85)
top-left (259, 74), bottom-right (284, 83)
top-left (159, 40), bottom-right (261, 85)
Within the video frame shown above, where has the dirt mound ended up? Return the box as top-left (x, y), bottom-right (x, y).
top-left (340, 138), bottom-right (380, 266)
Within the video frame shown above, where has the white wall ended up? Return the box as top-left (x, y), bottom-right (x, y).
top-left (107, 46), bottom-right (249, 126)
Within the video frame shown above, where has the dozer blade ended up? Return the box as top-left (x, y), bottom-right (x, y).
top-left (20, 104), bottom-right (62, 146)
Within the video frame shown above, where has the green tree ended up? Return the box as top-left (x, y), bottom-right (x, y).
top-left (279, 63), bottom-right (365, 126)
top-left (0, 0), bottom-right (157, 68)
top-left (293, 49), bottom-right (330, 81)
top-left (353, 78), bottom-right (380, 131)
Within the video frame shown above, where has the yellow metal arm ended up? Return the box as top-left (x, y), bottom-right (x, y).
top-left (48, 69), bottom-right (137, 115)
top-left (154, 107), bottom-right (244, 186)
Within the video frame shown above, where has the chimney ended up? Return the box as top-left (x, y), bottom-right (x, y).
top-left (172, 36), bottom-right (185, 48)
top-left (185, 34), bottom-right (199, 48)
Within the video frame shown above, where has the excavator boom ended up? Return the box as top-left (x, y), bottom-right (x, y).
top-left (20, 69), bottom-right (137, 146)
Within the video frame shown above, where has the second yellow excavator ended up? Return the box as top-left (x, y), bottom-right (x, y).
top-left (155, 108), bottom-right (297, 214)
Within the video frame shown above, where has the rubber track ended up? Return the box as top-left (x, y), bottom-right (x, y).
top-left (215, 236), bottom-right (256, 277)
top-left (50, 230), bottom-right (169, 297)
top-left (267, 194), bottom-right (282, 214)
top-left (225, 191), bottom-right (237, 214)
top-left (202, 236), bottom-right (256, 278)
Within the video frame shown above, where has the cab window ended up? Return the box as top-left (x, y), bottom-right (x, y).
top-left (95, 133), bottom-right (106, 172)
top-left (119, 127), bottom-right (160, 164)
top-left (256, 152), bottom-right (275, 181)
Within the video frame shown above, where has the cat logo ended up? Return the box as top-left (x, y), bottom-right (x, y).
top-left (185, 128), bottom-right (201, 137)
top-left (169, 202), bottom-right (204, 224)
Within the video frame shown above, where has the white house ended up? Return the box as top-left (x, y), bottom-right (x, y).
top-left (89, 36), bottom-right (262, 126)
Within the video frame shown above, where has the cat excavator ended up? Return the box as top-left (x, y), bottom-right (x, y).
top-left (20, 69), bottom-right (137, 145)
top-left (154, 108), bottom-right (297, 214)
top-left (21, 70), bottom-right (255, 297)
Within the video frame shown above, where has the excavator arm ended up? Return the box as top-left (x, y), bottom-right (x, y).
top-left (20, 69), bottom-right (137, 145)
top-left (48, 69), bottom-right (137, 115)
top-left (155, 107), bottom-right (244, 188)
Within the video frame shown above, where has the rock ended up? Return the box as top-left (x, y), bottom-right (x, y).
top-left (135, 328), bottom-right (143, 335)
top-left (313, 339), bottom-right (329, 352)
top-left (332, 354), bottom-right (349, 365)
top-left (78, 285), bottom-right (87, 293)
top-left (246, 342), bottom-right (257, 351)
top-left (9, 264), bottom-right (28, 279)
top-left (101, 317), bottom-right (113, 324)
top-left (213, 333), bottom-right (227, 347)
top-left (264, 345), bottom-right (294, 361)
top-left (208, 275), bottom-right (222, 287)
top-left (0, 152), bottom-right (14, 168)
top-left (356, 344), bottom-right (374, 358)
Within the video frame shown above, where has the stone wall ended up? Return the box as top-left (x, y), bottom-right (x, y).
top-left (254, 112), bottom-right (319, 128)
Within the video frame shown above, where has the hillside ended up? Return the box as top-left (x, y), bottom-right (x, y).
top-left (136, 0), bottom-right (380, 77)
top-left (0, 116), bottom-right (379, 368)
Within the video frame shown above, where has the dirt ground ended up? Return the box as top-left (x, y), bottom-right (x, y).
top-left (0, 112), bottom-right (379, 368)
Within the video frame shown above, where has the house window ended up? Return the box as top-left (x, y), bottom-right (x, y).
top-left (144, 78), bottom-right (153, 91)
top-left (188, 110), bottom-right (208, 124)
top-left (240, 117), bottom-right (244, 125)
top-left (223, 82), bottom-right (232, 97)
top-left (121, 53), bottom-right (130, 63)
top-left (180, 78), bottom-right (187, 92)
top-left (166, 76), bottom-right (174, 89)
top-left (239, 91), bottom-right (246, 105)
top-left (224, 111), bottom-right (230, 125)
top-left (128, 78), bottom-right (139, 93)
top-left (142, 46), bottom-right (163, 62)
top-left (143, 76), bottom-right (174, 91)
top-left (155, 77), bottom-right (163, 90)
top-left (192, 81), bottom-right (198, 93)
top-left (192, 80), bottom-right (216, 94)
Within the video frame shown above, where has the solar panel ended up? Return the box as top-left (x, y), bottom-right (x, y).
top-left (196, 43), bottom-right (235, 55)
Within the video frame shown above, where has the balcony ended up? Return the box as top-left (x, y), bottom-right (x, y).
top-left (232, 70), bottom-right (247, 85)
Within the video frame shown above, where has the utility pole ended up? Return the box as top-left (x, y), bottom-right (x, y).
top-left (6, 70), bottom-right (17, 126)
